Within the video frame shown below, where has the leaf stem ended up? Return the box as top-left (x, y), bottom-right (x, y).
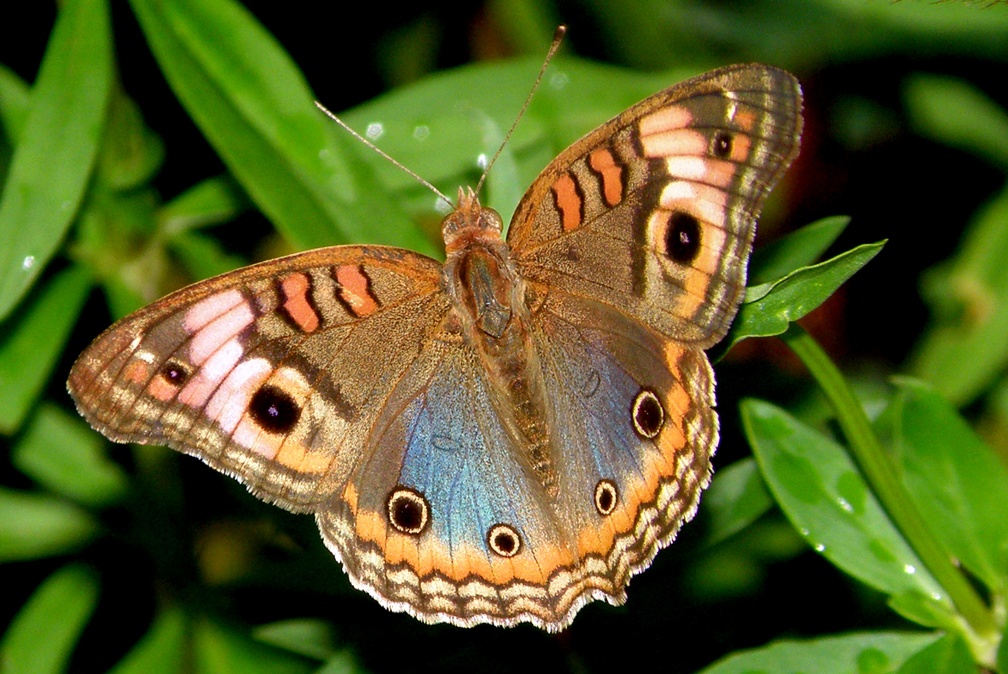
top-left (779, 324), bottom-right (996, 643)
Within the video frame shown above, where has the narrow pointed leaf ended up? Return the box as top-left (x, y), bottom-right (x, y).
top-left (723, 241), bottom-right (884, 352)
top-left (911, 188), bottom-right (1008, 405)
top-left (749, 216), bottom-right (851, 286)
top-left (12, 403), bottom-right (129, 508)
top-left (193, 616), bottom-right (313, 674)
top-left (128, 0), bottom-right (432, 255)
top-left (0, 0), bottom-right (111, 319)
top-left (0, 63), bottom-right (30, 140)
top-left (107, 608), bottom-right (187, 674)
top-left (0, 488), bottom-right (98, 560)
top-left (0, 265), bottom-right (92, 434)
top-left (0, 566), bottom-right (99, 674)
top-left (906, 74), bottom-right (1008, 170)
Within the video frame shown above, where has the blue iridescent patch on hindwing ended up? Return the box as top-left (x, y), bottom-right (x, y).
top-left (391, 345), bottom-right (560, 564)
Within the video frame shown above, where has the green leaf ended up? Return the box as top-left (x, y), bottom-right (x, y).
top-left (895, 632), bottom-right (975, 674)
top-left (702, 457), bottom-right (774, 546)
top-left (158, 176), bottom-right (250, 278)
top-left (0, 488), bottom-right (99, 561)
top-left (690, 0), bottom-right (1008, 69)
top-left (314, 652), bottom-right (367, 674)
top-left (0, 0), bottom-right (112, 319)
top-left (911, 187), bottom-right (1008, 405)
top-left (741, 399), bottom-right (955, 628)
top-left (12, 403), bottom-right (129, 508)
top-left (722, 241), bottom-right (885, 353)
top-left (905, 74), bottom-right (1008, 170)
top-left (107, 608), bottom-right (187, 674)
top-left (341, 57), bottom-right (686, 223)
top-left (194, 617), bottom-right (312, 674)
top-left (998, 616), bottom-right (1008, 674)
top-left (749, 216), bottom-right (851, 286)
top-left (168, 231), bottom-right (247, 281)
top-left (159, 175), bottom-right (248, 237)
top-left (698, 630), bottom-right (943, 674)
top-left (97, 90), bottom-right (166, 191)
top-left (0, 264), bottom-right (92, 434)
top-left (889, 378), bottom-right (1008, 594)
top-left (253, 619), bottom-right (336, 661)
top-left (0, 565), bottom-right (99, 674)
top-left (128, 0), bottom-right (431, 255)
top-left (0, 63), bottom-right (31, 141)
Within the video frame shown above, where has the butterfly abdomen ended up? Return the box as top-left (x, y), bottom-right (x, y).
top-left (443, 200), bottom-right (559, 495)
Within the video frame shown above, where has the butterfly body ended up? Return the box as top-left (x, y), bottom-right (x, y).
top-left (68, 64), bottom-right (802, 630)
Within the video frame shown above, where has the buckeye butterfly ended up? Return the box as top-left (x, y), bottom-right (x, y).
top-left (69, 62), bottom-right (802, 630)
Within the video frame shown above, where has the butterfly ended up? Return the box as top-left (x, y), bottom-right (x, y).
top-left (68, 63), bottom-right (802, 630)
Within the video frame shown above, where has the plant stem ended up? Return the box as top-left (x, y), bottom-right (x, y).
top-left (780, 324), bottom-right (996, 642)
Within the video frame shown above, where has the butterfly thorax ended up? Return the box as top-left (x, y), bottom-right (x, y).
top-left (442, 188), bottom-right (558, 495)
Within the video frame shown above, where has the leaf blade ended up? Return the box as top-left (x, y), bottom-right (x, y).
top-left (0, 0), bottom-right (112, 319)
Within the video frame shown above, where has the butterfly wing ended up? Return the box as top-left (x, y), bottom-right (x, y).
top-left (308, 285), bottom-right (718, 630)
top-left (533, 290), bottom-right (716, 612)
top-left (470, 64), bottom-right (802, 624)
top-left (68, 246), bottom-right (447, 512)
top-left (508, 64), bottom-right (803, 348)
top-left (317, 337), bottom-right (580, 628)
top-left (67, 63), bottom-right (803, 631)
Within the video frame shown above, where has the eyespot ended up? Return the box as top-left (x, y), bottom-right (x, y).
top-left (665, 212), bottom-right (702, 264)
top-left (386, 487), bottom-right (430, 535)
top-left (249, 384), bottom-right (301, 433)
top-left (632, 389), bottom-right (664, 439)
top-left (713, 131), bottom-right (734, 158)
top-left (594, 480), bottom-right (619, 516)
top-left (159, 361), bottom-right (189, 386)
top-left (487, 524), bottom-right (521, 557)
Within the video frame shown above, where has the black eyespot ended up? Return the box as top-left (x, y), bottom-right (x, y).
top-left (159, 361), bottom-right (189, 386)
top-left (487, 524), bottom-right (521, 557)
top-left (249, 384), bottom-right (300, 433)
top-left (665, 212), bottom-right (702, 264)
top-left (595, 480), bottom-right (618, 516)
top-left (387, 487), bottom-right (430, 535)
top-left (713, 132), bottom-right (734, 158)
top-left (632, 389), bottom-right (664, 440)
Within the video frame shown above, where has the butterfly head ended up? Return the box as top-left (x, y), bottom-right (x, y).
top-left (442, 187), bottom-right (505, 255)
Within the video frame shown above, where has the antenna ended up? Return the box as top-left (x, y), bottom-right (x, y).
top-left (314, 25), bottom-right (567, 210)
top-left (314, 101), bottom-right (453, 207)
top-left (474, 25), bottom-right (567, 197)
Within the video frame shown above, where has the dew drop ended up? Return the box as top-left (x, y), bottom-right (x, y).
top-left (814, 543), bottom-right (826, 553)
top-left (549, 72), bottom-right (569, 90)
top-left (366, 122), bottom-right (384, 139)
top-left (21, 255), bottom-right (35, 271)
top-left (836, 497), bottom-right (854, 513)
top-left (434, 196), bottom-right (452, 215)
top-left (904, 564), bottom-right (917, 575)
top-left (476, 152), bottom-right (489, 170)
top-left (412, 124), bottom-right (429, 141)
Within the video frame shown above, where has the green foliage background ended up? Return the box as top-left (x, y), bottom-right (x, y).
top-left (1, 1), bottom-right (1008, 672)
